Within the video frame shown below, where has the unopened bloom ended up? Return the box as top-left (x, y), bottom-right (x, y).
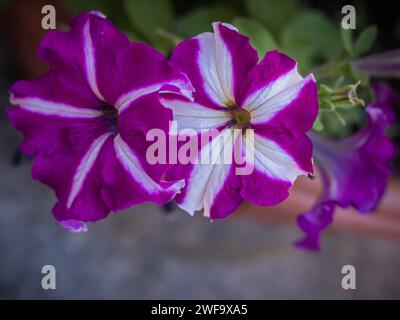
top-left (161, 22), bottom-right (318, 219)
top-left (8, 12), bottom-right (192, 230)
top-left (352, 49), bottom-right (400, 79)
top-left (296, 83), bottom-right (397, 250)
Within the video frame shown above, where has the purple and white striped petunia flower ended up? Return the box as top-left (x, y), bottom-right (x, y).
top-left (8, 11), bottom-right (193, 231)
top-left (160, 22), bottom-right (318, 219)
top-left (296, 83), bottom-right (397, 250)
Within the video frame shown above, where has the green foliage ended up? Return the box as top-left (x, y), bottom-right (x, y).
top-left (245, 0), bottom-right (298, 36)
top-left (173, 5), bottom-right (235, 38)
top-left (124, 0), bottom-right (174, 52)
top-left (60, 0), bottom-right (381, 138)
top-left (281, 10), bottom-right (343, 72)
top-left (63, 0), bottom-right (120, 17)
top-left (233, 18), bottom-right (278, 58)
top-left (353, 25), bottom-right (377, 56)
top-left (312, 116), bottom-right (324, 131)
top-left (341, 28), bottom-right (353, 55)
top-left (350, 64), bottom-right (369, 85)
top-left (340, 25), bottom-right (378, 58)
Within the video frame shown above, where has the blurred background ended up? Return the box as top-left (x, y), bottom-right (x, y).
top-left (0, 0), bottom-right (399, 299)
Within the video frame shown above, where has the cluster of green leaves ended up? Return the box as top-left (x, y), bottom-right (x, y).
top-left (62, 0), bottom-right (344, 64)
top-left (63, 0), bottom-right (379, 138)
top-left (63, 0), bottom-right (236, 53)
top-left (313, 25), bottom-right (378, 137)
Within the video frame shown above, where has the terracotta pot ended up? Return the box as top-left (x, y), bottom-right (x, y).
top-left (237, 175), bottom-right (400, 240)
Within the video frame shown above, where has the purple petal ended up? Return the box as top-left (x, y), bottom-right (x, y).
top-left (209, 164), bottom-right (244, 219)
top-left (169, 128), bottom-right (238, 218)
top-left (352, 49), bottom-right (400, 79)
top-left (164, 23), bottom-right (318, 220)
top-left (59, 219), bottom-right (88, 233)
top-left (8, 11), bottom-right (191, 228)
top-left (297, 83), bottom-right (397, 250)
top-left (170, 22), bottom-right (258, 109)
top-left (100, 135), bottom-right (184, 211)
top-left (213, 22), bottom-right (259, 104)
top-left (312, 105), bottom-right (395, 213)
top-left (371, 81), bottom-right (399, 125)
top-left (237, 51), bottom-right (300, 106)
top-left (240, 168), bottom-right (292, 207)
top-left (296, 201), bottom-right (336, 251)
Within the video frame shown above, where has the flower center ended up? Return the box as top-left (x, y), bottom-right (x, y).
top-left (229, 107), bottom-right (251, 129)
top-left (100, 103), bottom-right (118, 132)
top-left (234, 108), bottom-right (251, 125)
top-left (224, 100), bottom-right (251, 129)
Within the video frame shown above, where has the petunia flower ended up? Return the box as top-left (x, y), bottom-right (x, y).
top-left (296, 83), bottom-right (397, 250)
top-left (352, 49), bottom-right (400, 79)
top-left (370, 81), bottom-right (398, 125)
top-left (160, 22), bottom-right (318, 219)
top-left (8, 11), bottom-right (193, 231)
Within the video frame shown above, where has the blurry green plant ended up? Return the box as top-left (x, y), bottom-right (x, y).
top-left (62, 0), bottom-right (388, 139)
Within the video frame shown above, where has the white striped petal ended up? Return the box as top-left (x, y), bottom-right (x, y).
top-left (67, 132), bottom-right (112, 208)
top-left (116, 77), bottom-right (193, 114)
top-left (113, 134), bottom-right (182, 194)
top-left (213, 22), bottom-right (234, 102)
top-left (245, 131), bottom-right (304, 183)
top-left (197, 31), bottom-right (233, 107)
top-left (249, 74), bottom-right (315, 125)
top-left (160, 97), bottom-right (230, 134)
top-left (116, 83), bottom-right (163, 113)
top-left (179, 128), bottom-right (236, 217)
top-left (83, 19), bottom-right (105, 102)
top-left (10, 96), bottom-right (103, 118)
top-left (243, 66), bottom-right (303, 112)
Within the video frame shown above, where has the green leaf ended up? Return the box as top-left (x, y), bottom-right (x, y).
top-left (63, 0), bottom-right (120, 17)
top-left (121, 28), bottom-right (143, 42)
top-left (123, 0), bottom-right (174, 42)
top-left (341, 28), bottom-right (353, 55)
top-left (174, 5), bottom-right (235, 39)
top-left (319, 98), bottom-right (335, 111)
top-left (350, 64), bottom-right (369, 85)
top-left (245, 0), bottom-right (297, 36)
top-left (312, 116), bottom-right (324, 131)
top-left (333, 110), bottom-right (346, 126)
top-left (233, 18), bottom-right (278, 58)
top-left (281, 11), bottom-right (343, 72)
top-left (333, 76), bottom-right (345, 89)
top-left (157, 29), bottom-right (183, 47)
top-left (353, 25), bottom-right (377, 56)
top-left (318, 84), bottom-right (333, 97)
